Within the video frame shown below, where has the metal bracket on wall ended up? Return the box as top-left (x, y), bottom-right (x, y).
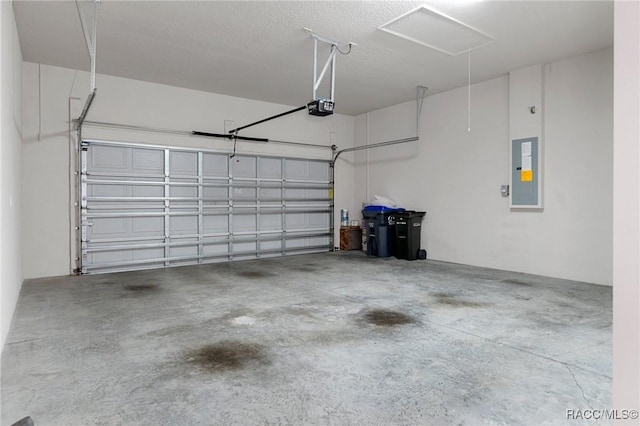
top-left (76, 0), bottom-right (99, 93)
top-left (332, 85), bottom-right (428, 162)
top-left (74, 0), bottom-right (100, 134)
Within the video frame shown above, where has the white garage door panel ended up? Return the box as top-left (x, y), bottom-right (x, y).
top-left (91, 145), bottom-right (126, 169)
top-left (203, 154), bottom-right (228, 176)
top-left (170, 151), bottom-right (197, 172)
top-left (202, 214), bottom-right (228, 233)
top-left (81, 139), bottom-right (333, 274)
top-left (202, 243), bottom-right (228, 256)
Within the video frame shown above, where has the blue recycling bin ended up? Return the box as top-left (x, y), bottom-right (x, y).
top-left (362, 206), bottom-right (404, 257)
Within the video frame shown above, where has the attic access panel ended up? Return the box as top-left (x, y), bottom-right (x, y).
top-left (378, 5), bottom-right (494, 56)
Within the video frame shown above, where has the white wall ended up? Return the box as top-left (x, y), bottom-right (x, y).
top-left (0, 2), bottom-right (24, 350)
top-left (355, 47), bottom-right (613, 285)
top-left (22, 63), bottom-right (356, 279)
top-left (612, 0), bottom-right (640, 416)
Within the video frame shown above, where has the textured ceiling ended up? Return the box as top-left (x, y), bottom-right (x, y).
top-left (13, 1), bottom-right (613, 116)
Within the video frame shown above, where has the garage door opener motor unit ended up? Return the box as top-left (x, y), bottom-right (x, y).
top-left (305, 28), bottom-right (355, 117)
top-left (198, 29), bottom-right (355, 142)
top-left (307, 99), bottom-right (334, 116)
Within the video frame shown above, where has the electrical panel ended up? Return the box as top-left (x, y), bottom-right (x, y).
top-left (511, 137), bottom-right (541, 208)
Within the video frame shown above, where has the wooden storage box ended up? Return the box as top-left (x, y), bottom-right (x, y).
top-left (340, 226), bottom-right (362, 251)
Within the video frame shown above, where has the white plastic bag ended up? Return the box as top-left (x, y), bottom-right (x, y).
top-left (367, 195), bottom-right (398, 208)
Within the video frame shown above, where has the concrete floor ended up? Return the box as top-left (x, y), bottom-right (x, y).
top-left (2, 252), bottom-right (611, 426)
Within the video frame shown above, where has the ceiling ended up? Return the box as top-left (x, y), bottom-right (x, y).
top-left (13, 0), bottom-right (613, 116)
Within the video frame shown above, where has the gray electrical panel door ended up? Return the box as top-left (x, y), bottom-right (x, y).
top-left (511, 137), bottom-right (539, 207)
top-left (80, 139), bottom-right (333, 274)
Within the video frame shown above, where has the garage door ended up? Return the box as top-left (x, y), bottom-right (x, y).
top-left (80, 139), bottom-right (333, 274)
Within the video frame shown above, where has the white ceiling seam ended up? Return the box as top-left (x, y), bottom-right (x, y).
top-left (378, 5), bottom-right (495, 56)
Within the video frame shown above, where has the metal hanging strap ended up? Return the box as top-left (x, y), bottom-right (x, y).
top-left (75, 0), bottom-right (100, 129)
top-left (75, 0), bottom-right (99, 92)
top-left (313, 38), bottom-right (337, 102)
top-left (307, 28), bottom-right (355, 103)
top-left (333, 85), bottom-right (428, 162)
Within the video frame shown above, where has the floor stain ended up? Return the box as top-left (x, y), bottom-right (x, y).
top-left (292, 266), bottom-right (317, 272)
top-left (430, 292), bottom-right (457, 298)
top-left (432, 293), bottom-right (485, 308)
top-left (513, 295), bottom-right (533, 301)
top-left (363, 309), bottom-right (416, 327)
top-left (501, 278), bottom-right (534, 287)
top-left (235, 270), bottom-right (274, 278)
top-left (186, 341), bottom-right (268, 372)
top-left (122, 284), bottom-right (159, 292)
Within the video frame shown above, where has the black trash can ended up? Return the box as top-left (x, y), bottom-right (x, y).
top-left (362, 207), bottom-right (403, 257)
top-left (392, 211), bottom-right (426, 260)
